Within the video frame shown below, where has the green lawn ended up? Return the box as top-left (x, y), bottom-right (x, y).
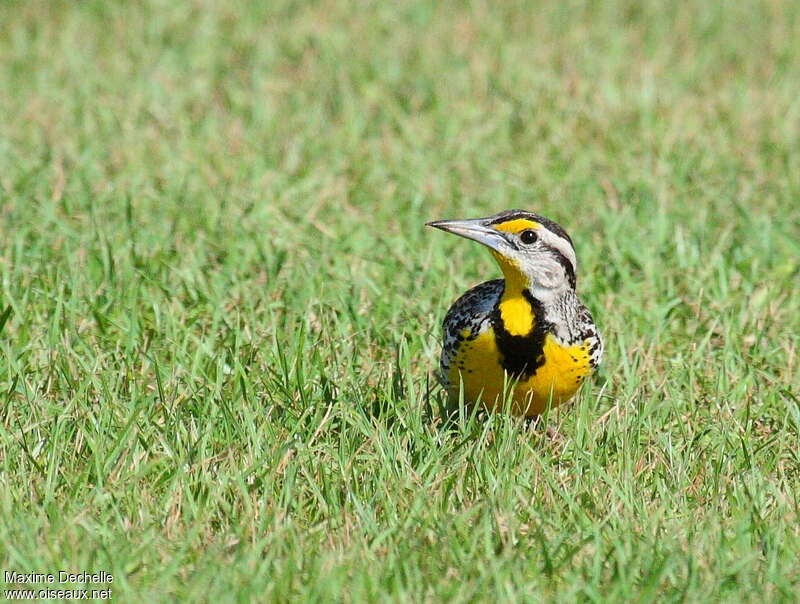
top-left (1, 1), bottom-right (799, 601)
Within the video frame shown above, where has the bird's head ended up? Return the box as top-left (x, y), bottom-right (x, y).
top-left (427, 209), bottom-right (578, 297)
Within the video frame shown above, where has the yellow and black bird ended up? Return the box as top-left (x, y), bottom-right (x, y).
top-left (427, 210), bottom-right (603, 417)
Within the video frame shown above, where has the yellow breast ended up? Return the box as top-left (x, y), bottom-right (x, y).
top-left (447, 328), bottom-right (593, 417)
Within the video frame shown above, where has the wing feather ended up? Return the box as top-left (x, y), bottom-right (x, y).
top-left (439, 279), bottom-right (503, 387)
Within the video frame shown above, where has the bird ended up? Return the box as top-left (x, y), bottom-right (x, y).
top-left (427, 209), bottom-right (603, 417)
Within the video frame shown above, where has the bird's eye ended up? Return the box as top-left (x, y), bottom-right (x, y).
top-left (519, 229), bottom-right (538, 245)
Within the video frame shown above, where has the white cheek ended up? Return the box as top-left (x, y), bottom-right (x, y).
top-left (533, 262), bottom-right (563, 289)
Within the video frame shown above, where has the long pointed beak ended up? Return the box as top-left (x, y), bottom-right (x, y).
top-left (426, 218), bottom-right (509, 253)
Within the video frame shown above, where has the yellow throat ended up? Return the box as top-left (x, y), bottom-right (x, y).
top-left (491, 250), bottom-right (535, 337)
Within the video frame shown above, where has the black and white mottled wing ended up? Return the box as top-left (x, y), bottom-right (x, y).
top-left (439, 279), bottom-right (503, 387)
top-left (577, 305), bottom-right (604, 369)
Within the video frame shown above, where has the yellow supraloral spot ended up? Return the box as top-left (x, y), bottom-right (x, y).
top-left (493, 219), bottom-right (541, 234)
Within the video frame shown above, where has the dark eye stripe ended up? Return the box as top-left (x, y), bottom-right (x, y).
top-left (489, 210), bottom-right (574, 250)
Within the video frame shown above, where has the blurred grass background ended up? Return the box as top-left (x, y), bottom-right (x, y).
top-left (1, 0), bottom-right (799, 600)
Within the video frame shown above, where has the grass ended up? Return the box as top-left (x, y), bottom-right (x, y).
top-left (1, 0), bottom-right (799, 601)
